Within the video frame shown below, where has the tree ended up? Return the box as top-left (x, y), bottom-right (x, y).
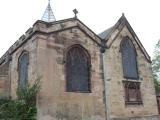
top-left (152, 39), bottom-right (160, 93)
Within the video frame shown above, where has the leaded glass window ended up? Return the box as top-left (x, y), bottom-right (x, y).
top-left (66, 45), bottom-right (90, 92)
top-left (18, 51), bottom-right (29, 88)
top-left (120, 37), bottom-right (138, 79)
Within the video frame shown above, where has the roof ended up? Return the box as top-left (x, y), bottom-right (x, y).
top-left (98, 26), bottom-right (114, 39)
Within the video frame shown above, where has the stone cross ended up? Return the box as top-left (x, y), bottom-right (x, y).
top-left (73, 9), bottom-right (78, 18)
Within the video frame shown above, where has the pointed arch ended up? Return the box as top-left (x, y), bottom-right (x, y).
top-left (66, 44), bottom-right (91, 92)
top-left (18, 51), bottom-right (29, 88)
top-left (120, 37), bottom-right (138, 79)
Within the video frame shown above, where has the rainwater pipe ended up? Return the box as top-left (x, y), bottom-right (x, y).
top-left (100, 41), bottom-right (110, 120)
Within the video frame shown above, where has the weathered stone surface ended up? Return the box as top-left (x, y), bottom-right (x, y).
top-left (111, 115), bottom-right (160, 120)
top-left (36, 27), bottom-right (106, 120)
top-left (0, 61), bottom-right (10, 98)
top-left (105, 26), bottom-right (158, 119)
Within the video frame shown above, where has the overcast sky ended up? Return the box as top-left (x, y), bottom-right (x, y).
top-left (0, 0), bottom-right (159, 58)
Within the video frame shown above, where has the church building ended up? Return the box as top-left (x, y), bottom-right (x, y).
top-left (0, 1), bottom-right (159, 120)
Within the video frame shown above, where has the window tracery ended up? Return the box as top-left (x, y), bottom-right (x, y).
top-left (66, 45), bottom-right (91, 92)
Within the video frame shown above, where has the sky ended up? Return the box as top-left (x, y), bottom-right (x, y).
top-left (0, 0), bottom-right (159, 59)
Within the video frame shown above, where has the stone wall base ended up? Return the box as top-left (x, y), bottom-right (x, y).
top-left (111, 115), bottom-right (160, 120)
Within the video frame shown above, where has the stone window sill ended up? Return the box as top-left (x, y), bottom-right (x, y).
top-left (125, 101), bottom-right (143, 105)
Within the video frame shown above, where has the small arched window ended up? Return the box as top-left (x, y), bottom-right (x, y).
top-left (66, 45), bottom-right (90, 92)
top-left (18, 51), bottom-right (29, 88)
top-left (120, 37), bottom-right (138, 79)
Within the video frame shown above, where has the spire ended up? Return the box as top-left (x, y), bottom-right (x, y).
top-left (41, 0), bottom-right (56, 22)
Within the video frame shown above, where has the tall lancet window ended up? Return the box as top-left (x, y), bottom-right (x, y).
top-left (120, 37), bottom-right (138, 79)
top-left (66, 45), bottom-right (91, 92)
top-left (18, 51), bottom-right (29, 88)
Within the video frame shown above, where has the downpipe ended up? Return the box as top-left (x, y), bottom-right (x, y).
top-left (100, 42), bottom-right (110, 120)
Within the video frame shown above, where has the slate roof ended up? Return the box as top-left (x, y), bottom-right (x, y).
top-left (98, 26), bottom-right (114, 39)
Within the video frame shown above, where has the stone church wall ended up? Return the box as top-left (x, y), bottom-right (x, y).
top-left (9, 35), bottom-right (38, 99)
top-left (0, 61), bottom-right (10, 98)
top-left (105, 25), bottom-right (158, 119)
top-left (112, 115), bottom-right (160, 120)
top-left (0, 19), bottom-right (106, 120)
top-left (36, 25), bottom-right (106, 119)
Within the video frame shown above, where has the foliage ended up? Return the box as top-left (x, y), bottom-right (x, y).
top-left (152, 39), bottom-right (160, 93)
top-left (0, 78), bottom-right (41, 120)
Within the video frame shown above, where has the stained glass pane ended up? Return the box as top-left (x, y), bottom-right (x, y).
top-left (18, 52), bottom-right (29, 88)
top-left (121, 38), bottom-right (138, 79)
top-left (66, 45), bottom-right (90, 92)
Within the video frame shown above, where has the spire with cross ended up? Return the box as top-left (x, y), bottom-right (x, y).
top-left (41, 0), bottom-right (56, 22)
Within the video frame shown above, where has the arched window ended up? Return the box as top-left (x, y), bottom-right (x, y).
top-left (66, 45), bottom-right (90, 92)
top-left (120, 37), bottom-right (138, 79)
top-left (18, 51), bottom-right (29, 88)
